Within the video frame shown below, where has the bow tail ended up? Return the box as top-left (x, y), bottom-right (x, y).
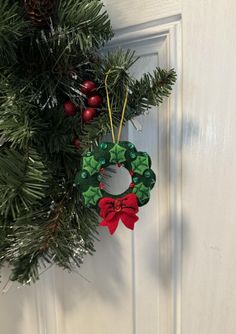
top-left (120, 213), bottom-right (139, 231)
top-left (99, 216), bottom-right (120, 235)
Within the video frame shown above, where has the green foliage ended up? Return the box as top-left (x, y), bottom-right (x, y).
top-left (92, 49), bottom-right (137, 106)
top-left (0, 0), bottom-right (176, 284)
top-left (128, 67), bottom-right (177, 118)
top-left (0, 149), bottom-right (48, 219)
top-left (96, 49), bottom-right (137, 88)
top-left (58, 0), bottom-right (113, 50)
top-left (0, 0), bottom-right (27, 65)
top-left (1, 188), bottom-right (99, 283)
top-left (0, 93), bottom-right (39, 149)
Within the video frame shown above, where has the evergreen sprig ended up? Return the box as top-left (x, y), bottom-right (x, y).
top-left (58, 0), bottom-right (113, 49)
top-left (128, 67), bottom-right (177, 118)
top-left (0, 149), bottom-right (48, 219)
top-left (0, 0), bottom-right (27, 65)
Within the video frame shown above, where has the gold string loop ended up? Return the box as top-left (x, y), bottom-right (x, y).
top-left (104, 71), bottom-right (128, 143)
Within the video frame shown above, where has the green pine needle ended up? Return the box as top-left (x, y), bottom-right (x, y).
top-left (0, 0), bottom-right (27, 65)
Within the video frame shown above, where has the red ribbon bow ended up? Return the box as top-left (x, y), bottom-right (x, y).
top-left (99, 193), bottom-right (139, 235)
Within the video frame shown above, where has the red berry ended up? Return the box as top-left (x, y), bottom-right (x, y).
top-left (80, 80), bottom-right (97, 95)
top-left (129, 182), bottom-right (135, 189)
top-left (72, 138), bottom-right (80, 150)
top-left (82, 108), bottom-right (96, 123)
top-left (87, 95), bottom-right (102, 108)
top-left (64, 101), bottom-right (77, 116)
top-left (99, 167), bottom-right (105, 174)
top-left (99, 183), bottom-right (105, 190)
top-left (130, 170), bottom-right (135, 176)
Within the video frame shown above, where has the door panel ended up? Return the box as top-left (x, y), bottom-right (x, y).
top-left (182, 2), bottom-right (236, 334)
top-left (103, 0), bottom-right (181, 28)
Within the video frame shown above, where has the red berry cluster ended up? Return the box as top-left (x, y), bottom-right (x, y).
top-left (62, 80), bottom-right (102, 151)
top-left (80, 80), bottom-right (102, 123)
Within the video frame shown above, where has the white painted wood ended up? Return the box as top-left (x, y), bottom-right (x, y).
top-left (181, 1), bottom-right (236, 334)
top-left (103, 0), bottom-right (181, 29)
top-left (0, 266), bottom-right (64, 334)
top-left (0, 268), bottom-right (39, 334)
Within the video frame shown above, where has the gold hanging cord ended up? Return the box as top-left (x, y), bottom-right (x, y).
top-left (104, 70), bottom-right (129, 143)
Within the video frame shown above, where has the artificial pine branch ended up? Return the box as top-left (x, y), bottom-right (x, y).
top-left (127, 68), bottom-right (177, 118)
top-left (58, 0), bottom-right (113, 48)
top-left (0, 148), bottom-right (48, 219)
top-left (0, 0), bottom-right (27, 65)
top-left (5, 193), bottom-right (98, 283)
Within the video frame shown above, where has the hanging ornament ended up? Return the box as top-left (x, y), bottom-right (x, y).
top-left (75, 71), bottom-right (156, 235)
top-left (72, 138), bottom-right (81, 150)
top-left (82, 107), bottom-right (96, 123)
top-left (64, 101), bottom-right (77, 116)
top-left (87, 95), bottom-right (102, 108)
top-left (75, 141), bottom-right (156, 234)
top-left (80, 80), bottom-right (97, 95)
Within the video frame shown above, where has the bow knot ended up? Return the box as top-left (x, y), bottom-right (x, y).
top-left (114, 199), bottom-right (122, 212)
top-left (99, 194), bottom-right (139, 235)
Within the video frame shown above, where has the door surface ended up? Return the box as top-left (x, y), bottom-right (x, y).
top-left (1, 1), bottom-right (236, 334)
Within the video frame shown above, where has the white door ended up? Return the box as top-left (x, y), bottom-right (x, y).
top-left (1, 1), bottom-right (236, 334)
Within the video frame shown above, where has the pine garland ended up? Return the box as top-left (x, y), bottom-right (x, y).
top-left (0, 0), bottom-right (176, 284)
